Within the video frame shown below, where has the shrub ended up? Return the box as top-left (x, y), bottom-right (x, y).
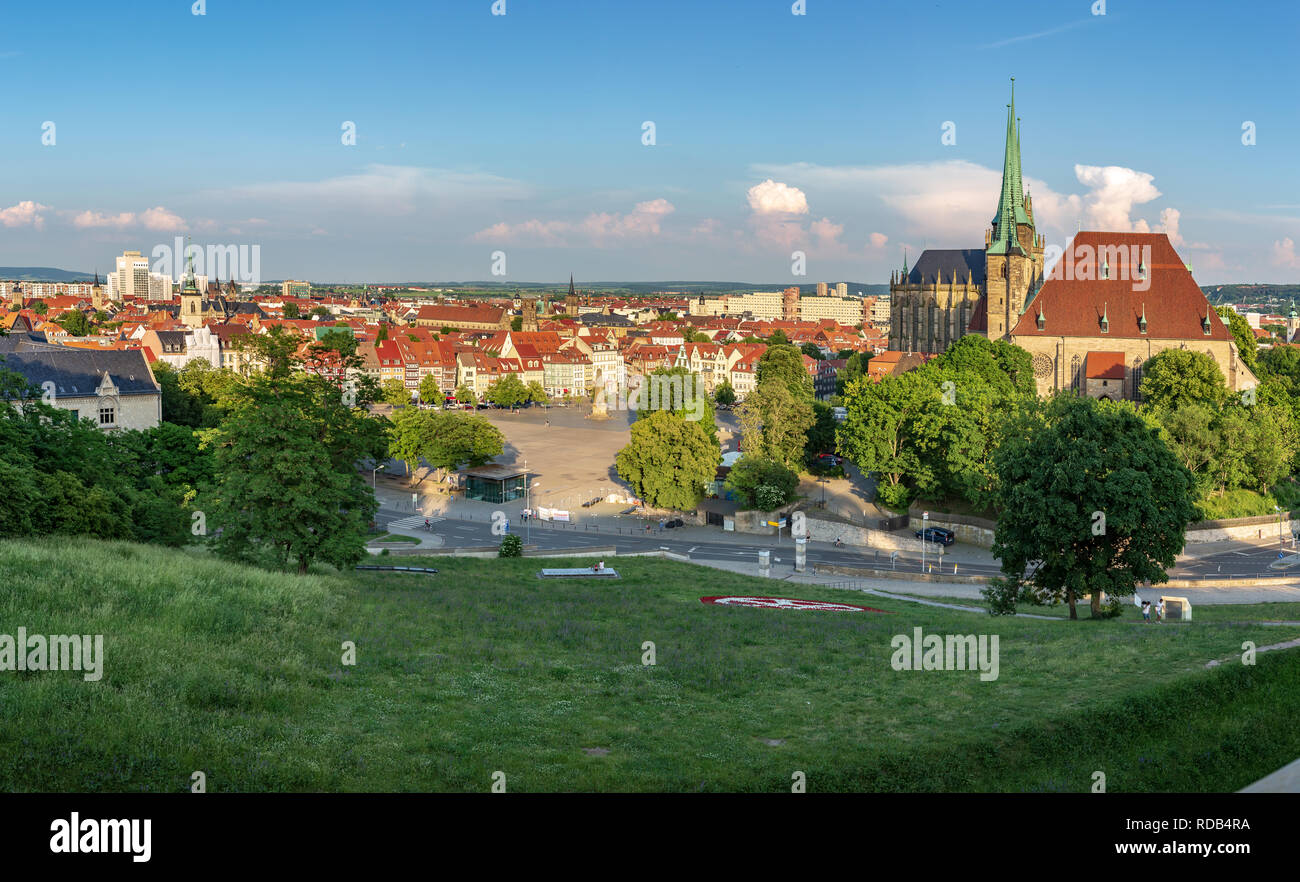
top-left (499, 534), bottom-right (523, 557)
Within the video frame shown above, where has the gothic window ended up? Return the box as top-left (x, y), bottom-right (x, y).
top-left (1070, 355), bottom-right (1082, 391)
top-left (1132, 358), bottom-right (1144, 401)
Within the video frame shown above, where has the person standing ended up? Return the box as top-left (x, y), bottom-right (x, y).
top-left (1156, 598), bottom-right (1165, 624)
top-left (1141, 600), bottom-right (1151, 623)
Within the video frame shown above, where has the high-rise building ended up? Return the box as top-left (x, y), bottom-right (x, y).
top-left (815, 282), bottom-right (828, 297)
top-left (282, 280), bottom-right (311, 298)
top-left (835, 282), bottom-right (848, 298)
top-left (114, 250), bottom-right (151, 300)
top-left (148, 272), bottom-right (172, 301)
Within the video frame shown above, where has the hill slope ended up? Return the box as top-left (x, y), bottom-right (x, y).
top-left (1, 538), bottom-right (1298, 792)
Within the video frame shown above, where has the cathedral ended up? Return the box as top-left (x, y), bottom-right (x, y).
top-left (888, 81), bottom-right (1045, 353)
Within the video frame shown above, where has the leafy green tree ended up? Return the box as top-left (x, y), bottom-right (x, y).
top-left (486, 373), bottom-right (529, 408)
top-left (388, 406), bottom-right (436, 483)
top-left (526, 380), bottom-right (548, 404)
top-left (725, 456), bottom-right (799, 510)
top-left (992, 394), bottom-right (1197, 619)
top-left (282, 301), bottom-right (301, 319)
top-left (57, 310), bottom-right (91, 336)
top-left (205, 340), bottom-right (386, 574)
top-left (804, 400), bottom-right (839, 466)
top-left (1139, 349), bottom-right (1227, 409)
top-left (381, 378), bottom-right (412, 407)
top-left (376, 324), bottom-right (388, 342)
top-left (736, 378), bottom-right (815, 471)
top-left (616, 410), bottom-right (719, 511)
top-left (757, 344), bottom-right (814, 401)
top-left (768, 329), bottom-right (789, 345)
top-left (1216, 306), bottom-right (1257, 371)
top-left (1146, 403), bottom-right (1216, 490)
top-left (713, 380), bottom-right (736, 406)
top-left (422, 411), bottom-right (504, 477)
top-left (30, 300), bottom-right (47, 316)
top-left (837, 370), bottom-right (932, 510)
top-left (499, 533), bottom-right (523, 557)
top-left (835, 351), bottom-right (871, 395)
top-left (455, 384), bottom-right (476, 404)
top-left (511, 316), bottom-right (524, 332)
top-left (639, 366), bottom-right (718, 442)
top-left (418, 373), bottom-right (443, 405)
top-left (800, 342), bottom-right (825, 361)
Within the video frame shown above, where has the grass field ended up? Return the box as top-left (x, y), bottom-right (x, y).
top-left (2, 538), bottom-right (1298, 792)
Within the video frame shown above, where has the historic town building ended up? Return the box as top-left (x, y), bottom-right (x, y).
top-left (1008, 231), bottom-right (1257, 399)
top-left (889, 81), bottom-right (1045, 353)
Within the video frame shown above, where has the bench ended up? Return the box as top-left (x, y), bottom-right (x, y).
top-left (355, 565), bottom-right (439, 574)
top-left (539, 568), bottom-right (620, 578)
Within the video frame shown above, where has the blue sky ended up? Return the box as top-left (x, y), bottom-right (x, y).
top-left (1, 0), bottom-right (1297, 284)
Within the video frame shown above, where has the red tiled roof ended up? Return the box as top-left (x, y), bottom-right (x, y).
top-left (1012, 232), bottom-right (1228, 341)
top-left (1084, 351), bottom-right (1126, 380)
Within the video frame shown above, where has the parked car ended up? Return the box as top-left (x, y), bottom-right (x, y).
top-left (915, 526), bottom-right (955, 546)
top-left (815, 453), bottom-right (843, 467)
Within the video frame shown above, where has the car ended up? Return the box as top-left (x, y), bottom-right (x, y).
top-left (914, 526), bottom-right (955, 546)
top-left (815, 453), bottom-right (843, 467)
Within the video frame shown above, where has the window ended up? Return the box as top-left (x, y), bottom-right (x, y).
top-left (99, 406), bottom-right (115, 426)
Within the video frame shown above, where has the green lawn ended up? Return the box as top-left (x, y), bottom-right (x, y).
top-left (2, 538), bottom-right (1298, 792)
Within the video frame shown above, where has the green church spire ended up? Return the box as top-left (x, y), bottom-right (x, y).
top-left (989, 78), bottom-right (1031, 256)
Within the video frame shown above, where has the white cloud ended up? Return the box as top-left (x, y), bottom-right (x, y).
top-left (72, 210), bottom-right (136, 229)
top-left (747, 179), bottom-right (809, 215)
top-left (0, 200), bottom-right (48, 229)
top-left (1073, 164), bottom-right (1162, 232)
top-left (140, 206), bottom-right (184, 231)
top-left (1272, 237), bottom-right (1300, 269)
top-left (472, 199), bottom-right (676, 247)
top-left (869, 232), bottom-right (889, 248)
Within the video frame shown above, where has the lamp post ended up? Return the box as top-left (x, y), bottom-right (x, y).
top-left (922, 511), bottom-right (929, 573)
top-left (371, 463), bottom-right (385, 490)
top-left (1277, 505), bottom-right (1284, 551)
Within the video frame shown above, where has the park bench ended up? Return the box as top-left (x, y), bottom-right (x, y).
top-left (539, 567), bottom-right (619, 578)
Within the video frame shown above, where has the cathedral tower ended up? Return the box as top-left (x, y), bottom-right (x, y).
top-left (983, 79), bottom-right (1045, 340)
top-left (180, 241), bottom-right (204, 329)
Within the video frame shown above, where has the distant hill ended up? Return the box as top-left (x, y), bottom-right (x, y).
top-left (0, 267), bottom-right (93, 282)
top-left (359, 280), bottom-right (891, 296)
top-left (1203, 284), bottom-right (1300, 306)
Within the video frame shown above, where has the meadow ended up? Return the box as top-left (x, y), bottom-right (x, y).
top-left (1, 538), bottom-right (1297, 792)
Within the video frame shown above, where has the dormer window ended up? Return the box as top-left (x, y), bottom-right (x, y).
top-left (1100, 315), bottom-right (1109, 333)
top-left (1138, 314), bottom-right (1147, 334)
top-left (1036, 310), bottom-right (1045, 331)
top-left (1202, 316), bottom-right (1212, 335)
top-left (1101, 259), bottom-right (1110, 280)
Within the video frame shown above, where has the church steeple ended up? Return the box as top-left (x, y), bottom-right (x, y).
top-left (568, 274), bottom-right (576, 297)
top-left (989, 78), bottom-right (1031, 256)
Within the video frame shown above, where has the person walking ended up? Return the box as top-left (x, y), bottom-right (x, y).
top-left (1156, 598), bottom-right (1165, 624)
top-left (1141, 600), bottom-right (1151, 623)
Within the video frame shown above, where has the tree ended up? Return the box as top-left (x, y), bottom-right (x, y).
top-left (204, 338), bottom-right (386, 574)
top-left (736, 378), bottom-right (815, 471)
top-left (639, 366), bottom-right (717, 442)
top-left (835, 351), bottom-right (871, 396)
top-left (804, 400), bottom-right (839, 466)
top-left (388, 406), bottom-right (436, 483)
top-left (616, 410), bottom-right (719, 511)
top-left (418, 374), bottom-right (443, 405)
top-left (837, 370), bottom-right (932, 510)
top-left (30, 300), bottom-right (47, 315)
top-left (714, 380), bottom-right (736, 406)
top-left (422, 411), bottom-right (504, 478)
top-left (768, 329), bottom-right (789, 345)
top-left (381, 378), bottom-right (412, 407)
top-left (57, 311), bottom-right (91, 336)
top-left (526, 381), bottom-right (548, 404)
top-left (1216, 306), bottom-right (1258, 371)
top-left (282, 301), bottom-right (301, 319)
top-left (499, 533), bottom-right (523, 557)
top-left (756, 344), bottom-right (814, 401)
top-left (376, 324), bottom-right (388, 342)
top-left (511, 316), bottom-right (524, 332)
top-left (1139, 349), bottom-right (1227, 409)
top-left (800, 342), bottom-right (825, 361)
top-left (725, 456), bottom-right (799, 510)
top-left (486, 374), bottom-right (530, 408)
top-left (455, 384), bottom-right (476, 404)
top-left (992, 395), bottom-right (1197, 619)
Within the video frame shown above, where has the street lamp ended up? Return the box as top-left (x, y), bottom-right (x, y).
top-left (1276, 505), bottom-right (1284, 551)
top-left (921, 511), bottom-right (929, 573)
top-left (371, 463), bottom-right (385, 489)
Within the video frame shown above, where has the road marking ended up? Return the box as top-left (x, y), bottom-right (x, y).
top-left (387, 515), bottom-right (444, 530)
top-left (688, 546), bottom-right (698, 553)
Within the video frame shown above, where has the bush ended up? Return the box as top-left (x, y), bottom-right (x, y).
top-left (499, 534), bottom-right (523, 557)
top-left (982, 576), bottom-right (1022, 616)
top-left (725, 457), bottom-right (799, 510)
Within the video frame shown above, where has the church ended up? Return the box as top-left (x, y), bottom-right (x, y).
top-left (887, 82), bottom-right (1257, 402)
top-left (888, 81), bottom-right (1045, 354)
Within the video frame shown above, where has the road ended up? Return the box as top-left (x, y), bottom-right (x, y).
top-left (375, 504), bottom-right (1297, 581)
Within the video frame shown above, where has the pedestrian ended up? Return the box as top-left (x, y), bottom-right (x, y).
top-left (1141, 600), bottom-right (1151, 623)
top-left (659, 519), bottom-right (665, 533)
top-left (1156, 598), bottom-right (1165, 624)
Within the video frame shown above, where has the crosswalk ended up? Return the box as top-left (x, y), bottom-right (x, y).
top-left (386, 515), bottom-right (445, 531)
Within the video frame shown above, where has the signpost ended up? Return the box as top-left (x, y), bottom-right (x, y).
top-left (921, 511), bottom-right (929, 573)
